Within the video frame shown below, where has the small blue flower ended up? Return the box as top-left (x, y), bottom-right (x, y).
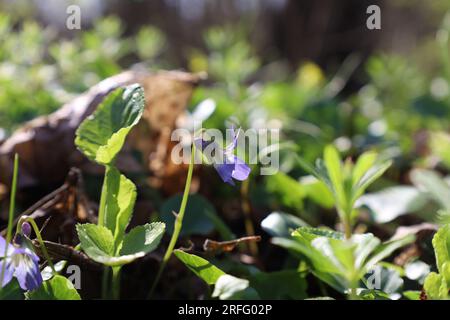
top-left (195, 128), bottom-right (251, 185)
top-left (0, 234), bottom-right (43, 291)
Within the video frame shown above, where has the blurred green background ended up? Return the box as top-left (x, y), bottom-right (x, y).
top-left (1, 0), bottom-right (450, 169)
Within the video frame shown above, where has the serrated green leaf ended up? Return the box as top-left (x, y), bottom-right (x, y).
top-left (76, 223), bottom-right (114, 262)
top-left (432, 225), bottom-right (450, 274)
top-left (26, 275), bottom-right (81, 300)
top-left (174, 250), bottom-right (225, 285)
top-left (424, 272), bottom-right (448, 300)
top-left (119, 222), bottom-right (165, 256)
top-left (75, 84), bottom-right (145, 165)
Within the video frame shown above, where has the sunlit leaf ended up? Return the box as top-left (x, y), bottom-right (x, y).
top-left (174, 250), bottom-right (225, 285)
top-left (261, 211), bottom-right (308, 238)
top-left (75, 84), bottom-right (145, 165)
top-left (356, 186), bottom-right (428, 223)
top-left (212, 275), bottom-right (259, 300)
top-left (26, 275), bottom-right (81, 300)
top-left (119, 223), bottom-right (165, 256)
top-left (103, 166), bottom-right (137, 248)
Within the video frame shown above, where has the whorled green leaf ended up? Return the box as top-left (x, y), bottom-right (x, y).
top-left (103, 166), bottom-right (137, 248)
top-left (351, 160), bottom-right (392, 205)
top-left (273, 227), bottom-right (412, 294)
top-left (351, 151), bottom-right (377, 187)
top-left (297, 147), bottom-right (391, 223)
top-left (75, 84), bottom-right (145, 165)
top-left (323, 145), bottom-right (346, 209)
top-left (26, 275), bottom-right (81, 300)
top-left (174, 250), bottom-right (225, 285)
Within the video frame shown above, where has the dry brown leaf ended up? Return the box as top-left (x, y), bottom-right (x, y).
top-left (0, 70), bottom-right (204, 197)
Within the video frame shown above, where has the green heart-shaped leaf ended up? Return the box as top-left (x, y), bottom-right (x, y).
top-left (26, 275), bottom-right (81, 300)
top-left (75, 84), bottom-right (145, 165)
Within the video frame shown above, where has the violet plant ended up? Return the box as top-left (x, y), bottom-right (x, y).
top-left (75, 84), bottom-right (166, 299)
top-left (148, 126), bottom-right (251, 298)
top-left (0, 155), bottom-right (80, 300)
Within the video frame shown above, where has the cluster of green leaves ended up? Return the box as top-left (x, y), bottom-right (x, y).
top-left (423, 225), bottom-right (450, 299)
top-left (298, 145), bottom-right (392, 237)
top-left (272, 227), bottom-right (413, 297)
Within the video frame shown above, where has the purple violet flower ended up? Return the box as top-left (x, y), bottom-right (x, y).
top-left (0, 234), bottom-right (43, 291)
top-left (194, 128), bottom-right (251, 185)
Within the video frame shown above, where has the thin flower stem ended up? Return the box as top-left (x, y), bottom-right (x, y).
top-left (240, 178), bottom-right (258, 256)
top-left (147, 144), bottom-right (196, 299)
top-left (0, 154), bottom-right (19, 287)
top-left (20, 217), bottom-right (56, 274)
